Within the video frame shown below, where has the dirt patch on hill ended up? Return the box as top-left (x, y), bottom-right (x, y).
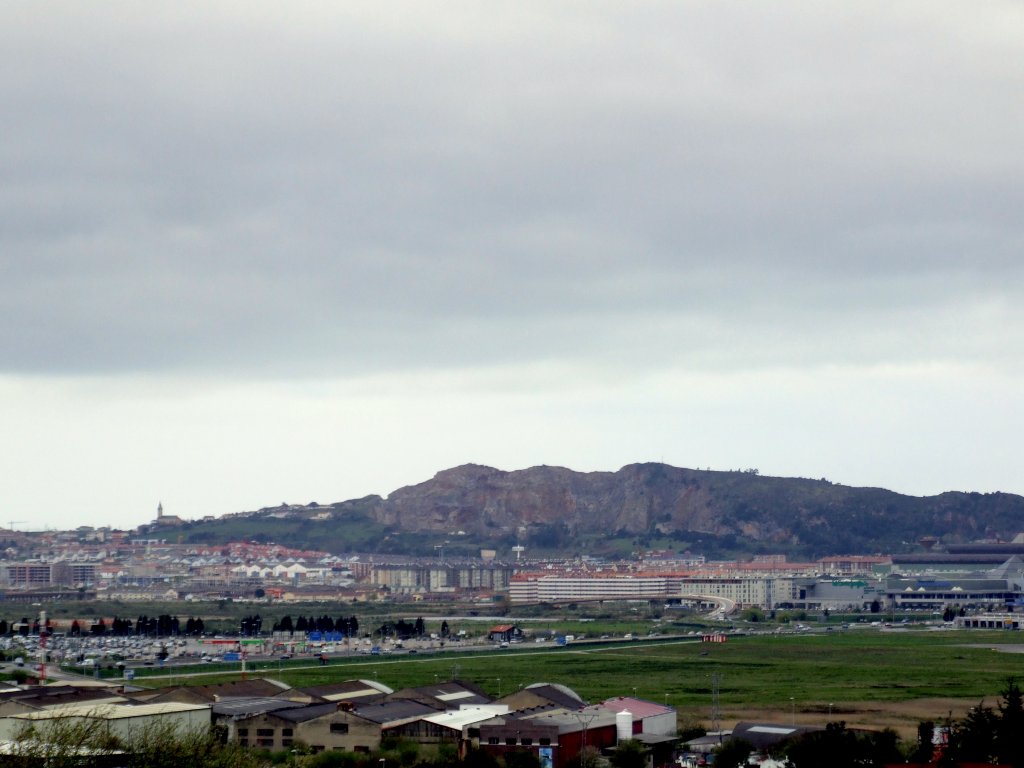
top-left (722, 698), bottom-right (980, 740)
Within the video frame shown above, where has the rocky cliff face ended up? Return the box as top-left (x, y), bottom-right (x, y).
top-left (359, 463), bottom-right (1024, 555)
top-left (375, 463), bottom-right (791, 538)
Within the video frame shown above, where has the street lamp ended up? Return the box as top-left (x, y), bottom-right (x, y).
top-left (789, 697), bottom-right (795, 726)
top-left (828, 702), bottom-right (833, 720)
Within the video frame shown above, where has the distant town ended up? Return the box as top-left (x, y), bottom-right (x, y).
top-left (3, 504), bottom-right (1023, 626)
top-left (1, 504), bottom-right (1023, 768)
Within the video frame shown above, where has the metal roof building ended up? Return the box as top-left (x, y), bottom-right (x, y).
top-left (0, 701), bottom-right (211, 741)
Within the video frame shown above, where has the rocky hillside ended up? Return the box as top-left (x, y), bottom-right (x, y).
top-left (173, 463), bottom-right (1024, 559)
top-left (358, 463), bottom-right (1024, 556)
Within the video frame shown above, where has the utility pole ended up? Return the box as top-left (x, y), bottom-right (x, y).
top-left (39, 610), bottom-right (47, 683)
top-left (710, 673), bottom-right (722, 738)
top-left (574, 711), bottom-right (597, 768)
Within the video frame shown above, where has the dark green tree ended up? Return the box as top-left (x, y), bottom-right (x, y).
top-left (945, 703), bottom-right (998, 765)
top-left (998, 679), bottom-right (1024, 768)
top-left (504, 749), bottom-right (541, 768)
top-left (862, 729), bottom-right (902, 766)
top-left (713, 737), bottom-right (755, 768)
top-left (909, 721), bottom-right (935, 764)
top-left (12, 718), bottom-right (267, 768)
top-left (308, 749), bottom-right (355, 768)
top-left (564, 746), bottom-right (599, 768)
top-left (434, 743), bottom-right (459, 767)
top-left (609, 739), bottom-right (647, 768)
top-left (462, 746), bottom-right (500, 768)
top-left (786, 722), bottom-right (900, 768)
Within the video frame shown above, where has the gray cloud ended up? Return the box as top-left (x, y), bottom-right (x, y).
top-left (3, 3), bottom-right (1024, 529)
top-left (3, 1), bottom-right (1023, 378)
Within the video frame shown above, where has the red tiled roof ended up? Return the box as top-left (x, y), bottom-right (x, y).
top-left (599, 696), bottom-right (672, 718)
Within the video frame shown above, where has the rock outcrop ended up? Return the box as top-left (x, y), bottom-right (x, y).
top-left (362, 463), bottom-right (1024, 554)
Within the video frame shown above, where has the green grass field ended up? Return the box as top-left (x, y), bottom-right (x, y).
top-left (133, 629), bottom-right (1024, 721)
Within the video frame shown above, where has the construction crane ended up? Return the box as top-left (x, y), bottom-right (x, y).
top-left (7, 520), bottom-right (25, 532)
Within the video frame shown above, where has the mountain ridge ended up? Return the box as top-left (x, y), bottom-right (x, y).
top-left (169, 463), bottom-right (1024, 559)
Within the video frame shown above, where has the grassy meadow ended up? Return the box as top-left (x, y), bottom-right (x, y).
top-left (132, 629), bottom-right (1024, 735)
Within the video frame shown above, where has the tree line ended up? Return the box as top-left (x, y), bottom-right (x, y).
top-left (271, 614), bottom-right (360, 635)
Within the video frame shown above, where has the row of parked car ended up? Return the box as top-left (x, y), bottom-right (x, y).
top-left (1, 633), bottom-right (193, 667)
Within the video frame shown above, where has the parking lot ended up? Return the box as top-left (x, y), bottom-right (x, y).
top-left (0, 629), bottom-right (498, 676)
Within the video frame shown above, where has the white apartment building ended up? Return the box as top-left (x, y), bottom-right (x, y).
top-left (509, 572), bottom-right (808, 609)
top-left (509, 574), bottom-right (672, 603)
top-left (678, 576), bottom-right (786, 609)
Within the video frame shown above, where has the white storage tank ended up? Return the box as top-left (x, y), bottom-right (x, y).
top-left (616, 709), bottom-right (633, 742)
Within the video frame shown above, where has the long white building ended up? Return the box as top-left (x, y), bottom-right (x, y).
top-left (509, 570), bottom-right (882, 610)
top-left (509, 574), bottom-right (674, 603)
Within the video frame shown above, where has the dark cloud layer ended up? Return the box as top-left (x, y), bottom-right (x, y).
top-left (2, 3), bottom-right (1023, 530)
top-left (3, 2), bottom-right (1021, 380)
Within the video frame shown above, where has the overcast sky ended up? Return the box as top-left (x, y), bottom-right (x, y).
top-left (3, 2), bottom-right (1022, 532)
